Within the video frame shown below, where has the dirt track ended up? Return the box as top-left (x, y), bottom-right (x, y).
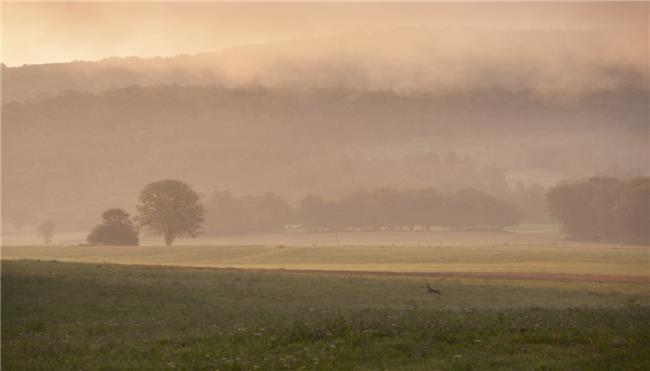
top-left (152, 265), bottom-right (650, 284)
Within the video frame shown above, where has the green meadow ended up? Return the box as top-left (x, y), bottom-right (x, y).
top-left (2, 259), bottom-right (649, 370)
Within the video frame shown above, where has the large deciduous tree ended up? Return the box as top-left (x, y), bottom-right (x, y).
top-left (136, 180), bottom-right (205, 246)
top-left (87, 208), bottom-right (139, 246)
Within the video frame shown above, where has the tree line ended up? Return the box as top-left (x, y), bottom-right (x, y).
top-left (204, 188), bottom-right (523, 235)
top-left (546, 176), bottom-right (649, 244)
top-left (296, 188), bottom-right (522, 232)
top-left (38, 181), bottom-right (524, 246)
top-left (36, 176), bottom-right (648, 246)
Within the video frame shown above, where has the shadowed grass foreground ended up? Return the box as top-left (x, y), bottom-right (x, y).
top-left (2, 260), bottom-right (649, 370)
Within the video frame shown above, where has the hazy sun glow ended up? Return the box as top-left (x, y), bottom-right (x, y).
top-left (2, 2), bottom-right (648, 66)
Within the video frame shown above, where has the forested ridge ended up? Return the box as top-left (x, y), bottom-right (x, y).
top-left (2, 28), bottom-right (647, 232)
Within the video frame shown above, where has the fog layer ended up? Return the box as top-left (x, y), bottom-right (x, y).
top-left (2, 26), bottom-right (648, 232)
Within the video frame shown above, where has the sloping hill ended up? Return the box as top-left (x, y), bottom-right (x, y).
top-left (3, 27), bottom-right (647, 102)
top-left (3, 84), bottom-right (647, 229)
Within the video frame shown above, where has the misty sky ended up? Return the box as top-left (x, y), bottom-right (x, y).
top-left (2, 2), bottom-right (648, 66)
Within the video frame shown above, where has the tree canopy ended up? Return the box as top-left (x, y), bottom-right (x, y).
top-left (547, 176), bottom-right (649, 244)
top-left (87, 208), bottom-right (139, 246)
top-left (136, 180), bottom-right (205, 246)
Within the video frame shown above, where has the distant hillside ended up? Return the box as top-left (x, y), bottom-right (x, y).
top-left (2, 27), bottom-right (648, 230)
top-left (3, 84), bottom-right (647, 229)
top-left (3, 27), bottom-right (648, 102)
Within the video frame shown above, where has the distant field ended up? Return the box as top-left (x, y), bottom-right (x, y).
top-left (3, 240), bottom-right (649, 280)
top-left (2, 260), bottom-right (649, 370)
top-left (2, 225), bottom-right (561, 247)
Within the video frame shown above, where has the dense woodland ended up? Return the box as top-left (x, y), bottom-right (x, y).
top-left (547, 177), bottom-right (649, 244)
top-left (297, 188), bottom-right (522, 232)
top-left (204, 188), bottom-right (522, 235)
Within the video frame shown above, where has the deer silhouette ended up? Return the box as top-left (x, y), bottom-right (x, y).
top-left (426, 284), bottom-right (441, 295)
